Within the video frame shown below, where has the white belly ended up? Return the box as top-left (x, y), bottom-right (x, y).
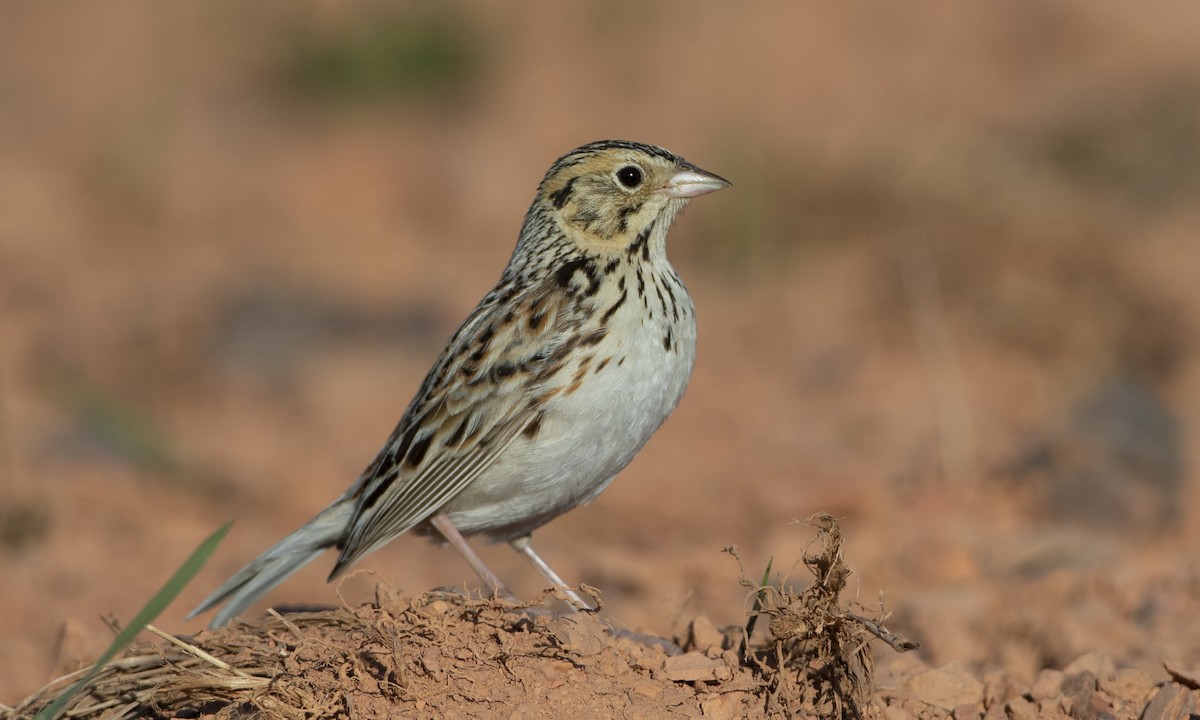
top-left (443, 296), bottom-right (696, 541)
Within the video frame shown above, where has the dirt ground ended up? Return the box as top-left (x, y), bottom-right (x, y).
top-left (4, 3), bottom-right (1200, 718)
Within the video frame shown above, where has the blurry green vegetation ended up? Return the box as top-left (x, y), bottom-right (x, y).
top-left (282, 6), bottom-right (485, 105)
top-left (46, 371), bottom-right (232, 498)
top-left (54, 374), bottom-right (181, 476)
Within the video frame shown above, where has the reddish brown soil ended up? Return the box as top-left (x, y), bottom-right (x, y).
top-left (4, 3), bottom-right (1200, 718)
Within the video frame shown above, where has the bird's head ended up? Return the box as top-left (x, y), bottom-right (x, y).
top-left (535, 140), bottom-right (730, 255)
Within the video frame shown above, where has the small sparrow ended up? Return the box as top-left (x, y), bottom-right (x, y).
top-left (189, 140), bottom-right (729, 627)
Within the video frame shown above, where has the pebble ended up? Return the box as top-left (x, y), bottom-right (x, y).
top-left (661, 651), bottom-right (726, 683)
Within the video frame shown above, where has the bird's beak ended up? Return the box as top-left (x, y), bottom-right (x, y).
top-left (662, 165), bottom-right (732, 198)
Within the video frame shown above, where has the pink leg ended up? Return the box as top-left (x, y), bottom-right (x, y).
top-left (430, 513), bottom-right (511, 599)
top-left (510, 535), bottom-right (591, 609)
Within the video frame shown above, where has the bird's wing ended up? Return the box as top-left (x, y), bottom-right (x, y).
top-left (330, 271), bottom-right (600, 576)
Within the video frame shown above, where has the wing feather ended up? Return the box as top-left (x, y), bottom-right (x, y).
top-left (329, 276), bottom-right (585, 576)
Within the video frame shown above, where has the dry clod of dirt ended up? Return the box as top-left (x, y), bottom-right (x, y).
top-left (8, 517), bottom-right (1183, 720)
top-left (1029, 668), bottom-right (1065, 701)
top-left (9, 515), bottom-right (921, 719)
top-left (661, 651), bottom-right (730, 683)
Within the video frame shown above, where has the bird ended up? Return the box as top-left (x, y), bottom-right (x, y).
top-left (188, 140), bottom-right (730, 628)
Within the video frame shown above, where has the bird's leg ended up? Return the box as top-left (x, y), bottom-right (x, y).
top-left (429, 513), bottom-right (512, 600)
top-left (510, 535), bottom-right (591, 609)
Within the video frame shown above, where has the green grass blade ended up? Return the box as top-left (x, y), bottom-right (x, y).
top-left (758, 558), bottom-right (774, 597)
top-left (739, 556), bottom-right (774, 663)
top-left (35, 521), bottom-right (232, 720)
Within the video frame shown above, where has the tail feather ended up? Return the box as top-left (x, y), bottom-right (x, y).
top-left (187, 497), bottom-right (355, 628)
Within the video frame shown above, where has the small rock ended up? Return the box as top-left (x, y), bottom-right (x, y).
top-left (982, 669), bottom-right (1015, 707)
top-left (981, 700), bottom-right (1007, 720)
top-left (1061, 670), bottom-right (1102, 720)
top-left (546, 616), bottom-right (605, 657)
top-left (662, 651), bottom-right (725, 683)
top-left (630, 678), bottom-right (662, 700)
top-left (909, 660), bottom-right (984, 710)
top-left (1142, 683), bottom-right (1199, 720)
top-left (537, 659), bottom-right (574, 687)
top-left (420, 647), bottom-right (444, 679)
top-left (1030, 669), bottom-right (1065, 700)
top-left (1065, 652), bottom-right (1115, 679)
top-left (1164, 660), bottom-right (1200, 690)
top-left (688, 615), bottom-right (725, 655)
top-left (700, 692), bottom-right (751, 719)
top-left (952, 702), bottom-right (982, 720)
top-left (1062, 669), bottom-right (1098, 695)
top-left (1100, 668), bottom-right (1155, 703)
top-left (1005, 696), bottom-right (1038, 720)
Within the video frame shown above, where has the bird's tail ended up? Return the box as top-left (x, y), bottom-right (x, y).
top-left (187, 496), bottom-right (355, 628)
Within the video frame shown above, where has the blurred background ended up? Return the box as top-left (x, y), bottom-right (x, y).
top-left (4, 1), bottom-right (1200, 700)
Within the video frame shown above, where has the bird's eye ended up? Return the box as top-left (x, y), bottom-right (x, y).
top-left (615, 165), bottom-right (643, 189)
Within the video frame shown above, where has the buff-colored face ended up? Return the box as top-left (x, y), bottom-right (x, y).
top-left (539, 145), bottom-right (729, 251)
